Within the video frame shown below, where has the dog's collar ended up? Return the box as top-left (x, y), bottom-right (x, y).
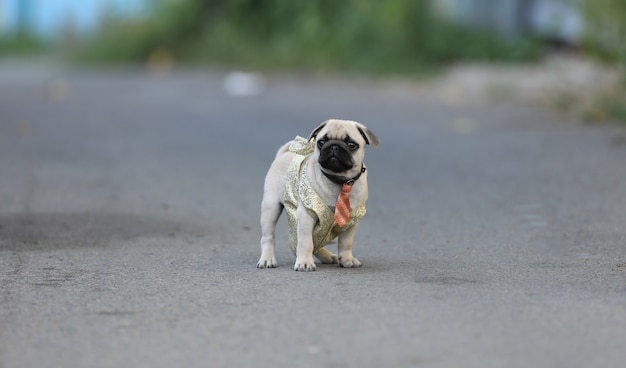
top-left (322, 164), bottom-right (366, 186)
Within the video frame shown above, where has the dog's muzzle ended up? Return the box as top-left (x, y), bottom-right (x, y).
top-left (319, 140), bottom-right (353, 172)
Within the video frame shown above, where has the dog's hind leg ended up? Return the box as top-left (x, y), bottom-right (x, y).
top-left (257, 198), bottom-right (282, 268)
top-left (315, 247), bottom-right (339, 264)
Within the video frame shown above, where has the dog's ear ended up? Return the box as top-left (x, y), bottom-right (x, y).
top-left (356, 123), bottom-right (380, 148)
top-left (308, 121), bottom-right (327, 141)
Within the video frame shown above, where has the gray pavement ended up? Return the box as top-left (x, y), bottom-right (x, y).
top-left (1, 62), bottom-right (625, 368)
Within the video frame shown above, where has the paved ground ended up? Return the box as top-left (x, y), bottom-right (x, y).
top-left (1, 62), bottom-right (625, 368)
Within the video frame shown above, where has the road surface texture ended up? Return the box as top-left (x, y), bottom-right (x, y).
top-left (1, 62), bottom-right (625, 368)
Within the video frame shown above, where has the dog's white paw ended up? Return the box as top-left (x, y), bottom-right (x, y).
top-left (294, 259), bottom-right (317, 271)
top-left (339, 256), bottom-right (361, 268)
top-left (257, 257), bottom-right (277, 269)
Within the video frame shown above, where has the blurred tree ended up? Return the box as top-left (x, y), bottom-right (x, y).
top-left (77, 0), bottom-right (539, 72)
top-left (576, 0), bottom-right (626, 68)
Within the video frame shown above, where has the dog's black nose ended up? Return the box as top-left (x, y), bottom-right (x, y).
top-left (329, 145), bottom-right (339, 153)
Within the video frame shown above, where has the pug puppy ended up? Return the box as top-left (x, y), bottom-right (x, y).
top-left (257, 119), bottom-right (379, 271)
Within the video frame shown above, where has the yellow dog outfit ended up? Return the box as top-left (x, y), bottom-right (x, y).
top-left (283, 136), bottom-right (366, 256)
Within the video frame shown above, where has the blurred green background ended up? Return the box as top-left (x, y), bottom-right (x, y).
top-left (1, 0), bottom-right (625, 119)
top-left (73, 0), bottom-right (540, 74)
top-left (1, 0), bottom-right (624, 72)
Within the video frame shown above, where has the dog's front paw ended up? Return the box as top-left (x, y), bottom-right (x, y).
top-left (257, 257), bottom-right (277, 269)
top-left (294, 258), bottom-right (317, 272)
top-left (339, 256), bottom-right (362, 268)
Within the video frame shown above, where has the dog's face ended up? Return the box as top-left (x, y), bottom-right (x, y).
top-left (309, 119), bottom-right (379, 174)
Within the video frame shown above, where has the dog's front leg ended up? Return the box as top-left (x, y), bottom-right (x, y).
top-left (294, 204), bottom-right (317, 271)
top-left (338, 223), bottom-right (361, 268)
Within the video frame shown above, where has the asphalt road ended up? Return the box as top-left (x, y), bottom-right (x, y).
top-left (1, 62), bottom-right (625, 368)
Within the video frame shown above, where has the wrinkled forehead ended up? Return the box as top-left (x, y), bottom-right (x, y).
top-left (319, 121), bottom-right (361, 141)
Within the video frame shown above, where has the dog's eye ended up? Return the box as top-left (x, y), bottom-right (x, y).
top-left (317, 139), bottom-right (325, 148)
top-left (347, 141), bottom-right (358, 151)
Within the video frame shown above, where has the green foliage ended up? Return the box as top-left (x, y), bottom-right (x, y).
top-left (76, 0), bottom-right (540, 73)
top-left (576, 0), bottom-right (626, 67)
top-left (76, 1), bottom-right (212, 63)
top-left (571, 0), bottom-right (626, 123)
top-left (0, 33), bottom-right (47, 56)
